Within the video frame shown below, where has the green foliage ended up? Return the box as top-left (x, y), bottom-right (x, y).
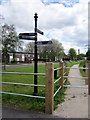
top-left (24, 39), bottom-right (64, 62)
top-left (68, 48), bottom-right (77, 60)
top-left (77, 53), bottom-right (85, 60)
top-left (2, 24), bottom-right (23, 63)
top-left (48, 39), bottom-right (64, 61)
top-left (79, 60), bottom-right (86, 77)
top-left (2, 24), bottom-right (18, 53)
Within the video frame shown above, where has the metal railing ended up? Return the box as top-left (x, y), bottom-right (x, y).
top-left (1, 62), bottom-right (89, 99)
top-left (64, 67), bottom-right (88, 70)
top-left (0, 91), bottom-right (45, 99)
top-left (64, 76), bottom-right (88, 79)
top-left (54, 86), bottom-right (62, 97)
top-left (0, 72), bottom-right (45, 76)
top-left (53, 62), bottom-right (89, 98)
top-left (53, 62), bottom-right (67, 98)
top-left (64, 85), bottom-right (88, 89)
top-left (1, 61), bottom-right (89, 115)
top-left (54, 67), bottom-right (62, 71)
top-left (0, 82), bottom-right (45, 87)
top-left (54, 77), bottom-right (61, 84)
top-left (1, 71), bottom-right (46, 99)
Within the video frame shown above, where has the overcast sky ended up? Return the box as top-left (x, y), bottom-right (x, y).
top-left (0, 0), bottom-right (89, 54)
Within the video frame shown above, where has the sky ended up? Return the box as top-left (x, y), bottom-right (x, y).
top-left (0, 0), bottom-right (89, 54)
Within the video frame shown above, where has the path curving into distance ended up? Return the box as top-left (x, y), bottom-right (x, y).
top-left (54, 64), bottom-right (88, 118)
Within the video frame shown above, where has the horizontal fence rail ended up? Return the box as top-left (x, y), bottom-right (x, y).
top-left (64, 76), bottom-right (88, 79)
top-left (54, 86), bottom-right (62, 97)
top-left (64, 67), bottom-right (88, 70)
top-left (1, 82), bottom-right (45, 87)
top-left (64, 85), bottom-right (88, 89)
top-left (63, 72), bottom-right (67, 76)
top-left (54, 77), bottom-right (61, 84)
top-left (0, 91), bottom-right (45, 99)
top-left (63, 79), bottom-right (66, 84)
top-left (1, 71), bottom-right (45, 99)
top-left (54, 67), bottom-right (62, 71)
top-left (0, 72), bottom-right (45, 76)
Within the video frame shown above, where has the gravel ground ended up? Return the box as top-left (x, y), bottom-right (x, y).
top-left (54, 64), bottom-right (88, 118)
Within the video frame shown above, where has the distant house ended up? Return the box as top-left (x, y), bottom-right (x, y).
top-left (2, 52), bottom-right (34, 63)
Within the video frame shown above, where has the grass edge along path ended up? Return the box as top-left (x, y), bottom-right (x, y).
top-left (2, 61), bottom-right (79, 112)
top-left (79, 60), bottom-right (86, 77)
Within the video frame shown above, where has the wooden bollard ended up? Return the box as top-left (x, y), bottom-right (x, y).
top-left (59, 62), bottom-right (63, 88)
top-left (45, 62), bottom-right (54, 114)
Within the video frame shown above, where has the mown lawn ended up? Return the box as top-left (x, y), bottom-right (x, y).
top-left (2, 61), bottom-right (79, 112)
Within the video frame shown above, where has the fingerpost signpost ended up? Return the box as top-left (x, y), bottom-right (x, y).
top-left (19, 13), bottom-right (52, 95)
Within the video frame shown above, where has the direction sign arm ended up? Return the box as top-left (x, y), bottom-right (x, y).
top-left (36, 28), bottom-right (44, 35)
top-left (19, 35), bottom-right (35, 40)
top-left (19, 33), bottom-right (36, 36)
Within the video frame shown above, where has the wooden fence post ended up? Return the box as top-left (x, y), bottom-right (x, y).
top-left (59, 62), bottom-right (63, 88)
top-left (45, 62), bottom-right (54, 114)
top-left (85, 61), bottom-right (88, 85)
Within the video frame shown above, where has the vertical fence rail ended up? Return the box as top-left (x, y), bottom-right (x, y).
top-left (45, 62), bottom-right (54, 114)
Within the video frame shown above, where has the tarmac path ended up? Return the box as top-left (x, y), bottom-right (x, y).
top-left (2, 64), bottom-right (88, 118)
top-left (54, 64), bottom-right (88, 118)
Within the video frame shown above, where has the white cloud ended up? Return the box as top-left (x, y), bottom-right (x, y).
top-left (0, 0), bottom-right (89, 54)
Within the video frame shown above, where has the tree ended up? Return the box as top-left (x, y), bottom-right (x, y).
top-left (48, 39), bottom-right (64, 61)
top-left (68, 48), bottom-right (77, 60)
top-left (2, 24), bottom-right (22, 64)
top-left (24, 39), bottom-right (64, 62)
top-left (36, 39), bottom-right (64, 62)
top-left (77, 53), bottom-right (85, 60)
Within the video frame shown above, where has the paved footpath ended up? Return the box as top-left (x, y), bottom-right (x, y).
top-left (54, 64), bottom-right (88, 118)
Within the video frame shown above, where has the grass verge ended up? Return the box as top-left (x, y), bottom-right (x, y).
top-left (79, 60), bottom-right (86, 77)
